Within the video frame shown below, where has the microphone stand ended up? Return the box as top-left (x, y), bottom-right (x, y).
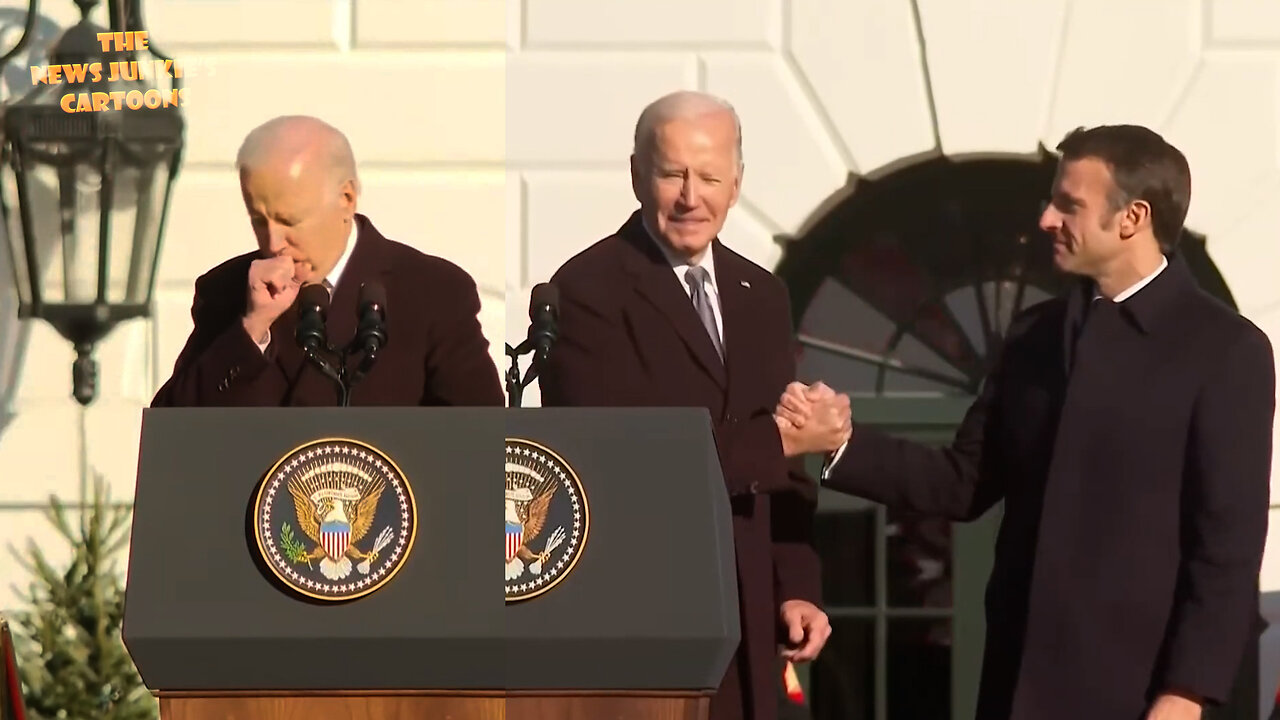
top-left (340, 338), bottom-right (382, 406)
top-left (297, 282), bottom-right (387, 407)
top-left (337, 353), bottom-right (353, 407)
top-left (301, 344), bottom-right (352, 406)
top-left (505, 341), bottom-right (542, 408)
top-left (299, 329), bottom-right (384, 408)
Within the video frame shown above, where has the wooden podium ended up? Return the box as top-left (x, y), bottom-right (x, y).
top-left (123, 407), bottom-right (738, 720)
top-left (154, 690), bottom-right (707, 720)
top-left (155, 691), bottom-right (501, 720)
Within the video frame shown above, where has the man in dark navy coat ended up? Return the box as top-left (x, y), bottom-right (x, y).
top-left (539, 91), bottom-right (844, 720)
top-left (778, 125), bottom-right (1276, 720)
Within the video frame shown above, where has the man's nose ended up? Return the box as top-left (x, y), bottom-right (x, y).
top-left (265, 226), bottom-right (290, 255)
top-left (678, 177), bottom-right (699, 206)
top-left (1038, 204), bottom-right (1059, 232)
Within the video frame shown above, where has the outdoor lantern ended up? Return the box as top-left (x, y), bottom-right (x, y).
top-left (0, 0), bottom-right (184, 405)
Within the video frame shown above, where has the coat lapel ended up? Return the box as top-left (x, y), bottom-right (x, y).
top-left (1061, 277), bottom-right (1092, 376)
top-left (621, 214), bottom-right (727, 389)
top-left (712, 240), bottom-right (753, 389)
top-left (326, 215), bottom-right (388, 350)
top-left (270, 297), bottom-right (306, 386)
top-left (1060, 253), bottom-right (1185, 375)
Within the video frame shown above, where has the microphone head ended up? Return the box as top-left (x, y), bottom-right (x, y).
top-left (356, 281), bottom-right (388, 353)
top-left (297, 282), bottom-right (331, 315)
top-left (529, 282), bottom-right (559, 319)
top-left (527, 283), bottom-right (558, 364)
top-left (295, 283), bottom-right (330, 351)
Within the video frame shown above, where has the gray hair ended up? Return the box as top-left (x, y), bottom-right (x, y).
top-left (236, 115), bottom-right (359, 192)
top-left (632, 90), bottom-right (743, 169)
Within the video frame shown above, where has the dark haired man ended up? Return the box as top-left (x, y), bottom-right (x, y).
top-left (777, 125), bottom-right (1276, 720)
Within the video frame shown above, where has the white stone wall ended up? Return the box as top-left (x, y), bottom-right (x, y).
top-left (0, 0), bottom-right (506, 612)
top-left (1, 0), bottom-right (1279, 711)
top-left (506, 0), bottom-right (1280, 553)
top-left (503, 0), bottom-right (1280, 711)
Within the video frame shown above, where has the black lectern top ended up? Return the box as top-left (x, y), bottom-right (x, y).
top-left (123, 407), bottom-right (739, 692)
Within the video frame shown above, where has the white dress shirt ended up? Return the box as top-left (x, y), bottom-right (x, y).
top-left (820, 256), bottom-right (1170, 481)
top-left (1097, 255), bottom-right (1167, 302)
top-left (254, 218), bottom-right (358, 353)
top-left (642, 217), bottom-right (724, 345)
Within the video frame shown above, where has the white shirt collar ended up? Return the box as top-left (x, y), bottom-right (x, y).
top-left (1096, 255), bottom-right (1168, 303)
top-left (640, 215), bottom-right (718, 290)
top-left (325, 217), bottom-right (358, 289)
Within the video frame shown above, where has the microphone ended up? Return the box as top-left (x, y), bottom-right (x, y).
top-left (295, 283), bottom-right (331, 352)
top-left (346, 281), bottom-right (388, 392)
top-left (527, 282), bottom-right (559, 370)
top-left (294, 282), bottom-right (344, 403)
top-left (355, 281), bottom-right (388, 356)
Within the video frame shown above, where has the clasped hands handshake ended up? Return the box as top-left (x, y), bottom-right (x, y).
top-left (770, 381), bottom-right (849, 665)
top-left (773, 381), bottom-right (853, 458)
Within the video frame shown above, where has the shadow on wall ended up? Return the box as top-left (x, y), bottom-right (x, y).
top-left (0, 8), bottom-right (68, 433)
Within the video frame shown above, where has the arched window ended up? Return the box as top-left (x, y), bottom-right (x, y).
top-left (779, 152), bottom-right (1234, 398)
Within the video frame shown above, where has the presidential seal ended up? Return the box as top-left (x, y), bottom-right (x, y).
top-left (253, 438), bottom-right (416, 601)
top-left (505, 438), bottom-right (588, 602)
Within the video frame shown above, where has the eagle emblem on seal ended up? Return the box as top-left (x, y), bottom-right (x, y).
top-left (287, 468), bottom-right (391, 581)
top-left (253, 438), bottom-right (416, 601)
top-left (505, 438), bottom-right (588, 602)
top-left (505, 478), bottom-right (565, 578)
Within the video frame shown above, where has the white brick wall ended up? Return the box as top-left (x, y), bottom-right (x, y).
top-left (501, 1), bottom-right (1280, 711)
top-left (0, 0), bottom-right (505, 613)
top-left (2, 0), bottom-right (1280, 709)
top-left (504, 0), bottom-right (1280, 514)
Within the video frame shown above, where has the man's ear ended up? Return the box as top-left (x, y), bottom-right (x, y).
top-left (1119, 199), bottom-right (1150, 240)
top-left (630, 153), bottom-right (643, 202)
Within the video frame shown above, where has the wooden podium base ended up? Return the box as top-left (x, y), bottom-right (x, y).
top-left (158, 691), bottom-right (502, 720)
top-left (158, 690), bottom-right (711, 720)
top-left (506, 691), bottom-right (711, 720)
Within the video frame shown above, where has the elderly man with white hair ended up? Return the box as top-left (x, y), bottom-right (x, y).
top-left (538, 91), bottom-right (845, 720)
top-left (153, 114), bottom-right (503, 408)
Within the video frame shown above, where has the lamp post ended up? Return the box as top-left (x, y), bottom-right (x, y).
top-left (0, 0), bottom-right (183, 405)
